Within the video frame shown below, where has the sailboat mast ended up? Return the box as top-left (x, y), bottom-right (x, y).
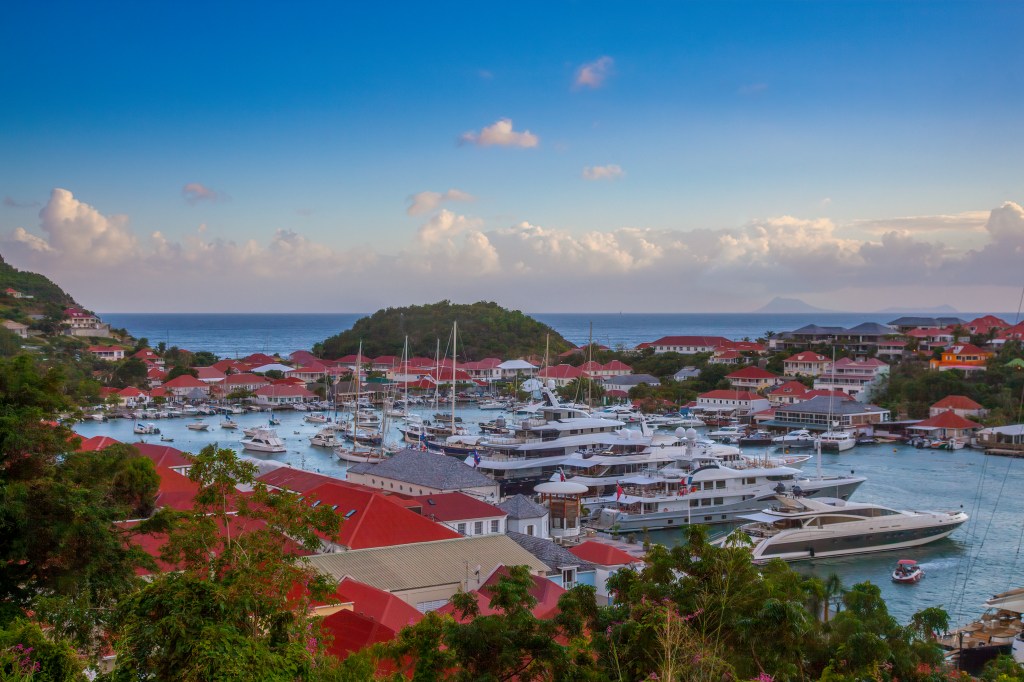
top-left (354, 340), bottom-right (362, 455)
top-left (451, 321), bottom-right (457, 436)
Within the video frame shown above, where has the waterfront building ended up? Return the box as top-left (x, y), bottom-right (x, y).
top-left (408, 492), bottom-right (507, 537)
top-left (766, 396), bottom-right (891, 433)
top-left (346, 448), bottom-right (501, 500)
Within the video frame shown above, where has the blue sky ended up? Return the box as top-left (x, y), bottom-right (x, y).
top-left (2, 2), bottom-right (1023, 312)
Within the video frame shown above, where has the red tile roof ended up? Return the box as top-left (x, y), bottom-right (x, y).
top-left (785, 351), bottom-right (829, 363)
top-left (242, 353), bottom-right (278, 365)
top-left (801, 389), bottom-right (853, 401)
top-left (257, 467), bottom-right (350, 494)
top-left (194, 366), bottom-right (227, 381)
top-left (768, 381), bottom-right (809, 396)
top-left (568, 540), bottom-right (641, 566)
top-left (153, 466), bottom-right (201, 511)
top-left (132, 443), bottom-right (192, 469)
top-left (913, 411), bottom-right (983, 429)
top-left (321, 610), bottom-right (398, 661)
top-left (76, 435), bottom-right (122, 452)
top-left (335, 577), bottom-right (424, 632)
top-left (698, 390), bottom-right (762, 401)
top-left (931, 395), bottom-right (984, 411)
top-left (538, 365), bottom-right (581, 379)
top-left (161, 374), bottom-right (207, 389)
top-left (118, 386), bottom-right (148, 397)
top-left (436, 566), bottom-right (566, 622)
top-left (726, 366), bottom-right (778, 379)
top-left (304, 483), bottom-right (459, 550)
top-left (408, 492), bottom-right (506, 523)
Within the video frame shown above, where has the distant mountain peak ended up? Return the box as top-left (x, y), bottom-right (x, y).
top-left (753, 297), bottom-right (837, 314)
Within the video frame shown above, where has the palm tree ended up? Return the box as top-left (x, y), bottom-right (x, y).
top-left (824, 571), bottom-right (845, 623)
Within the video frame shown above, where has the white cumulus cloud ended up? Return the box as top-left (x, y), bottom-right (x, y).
top-left (460, 119), bottom-right (539, 148)
top-left (407, 189), bottom-right (475, 216)
top-left (582, 164), bottom-right (624, 181)
top-left (574, 56), bottom-right (614, 89)
top-left (5, 187), bottom-right (1024, 313)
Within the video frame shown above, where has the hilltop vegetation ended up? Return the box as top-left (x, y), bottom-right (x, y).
top-left (314, 300), bottom-right (574, 360)
top-left (0, 252), bottom-right (79, 332)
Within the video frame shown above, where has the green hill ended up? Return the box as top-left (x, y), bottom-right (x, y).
top-left (0, 252), bottom-right (78, 323)
top-left (314, 301), bottom-right (574, 360)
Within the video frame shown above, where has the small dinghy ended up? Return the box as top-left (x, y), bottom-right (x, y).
top-left (892, 559), bottom-right (924, 584)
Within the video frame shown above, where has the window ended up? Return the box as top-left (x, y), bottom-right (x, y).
top-left (490, 519), bottom-right (499, 533)
top-left (474, 521), bottom-right (484, 535)
top-left (562, 568), bottom-right (577, 589)
top-left (457, 523), bottom-right (466, 535)
top-left (526, 524), bottom-right (535, 536)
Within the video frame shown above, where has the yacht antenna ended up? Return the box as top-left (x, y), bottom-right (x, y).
top-left (451, 321), bottom-right (457, 438)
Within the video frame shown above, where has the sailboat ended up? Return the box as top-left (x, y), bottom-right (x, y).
top-left (335, 341), bottom-right (387, 463)
top-left (424, 321), bottom-right (476, 455)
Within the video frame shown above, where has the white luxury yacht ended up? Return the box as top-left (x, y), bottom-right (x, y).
top-left (240, 427), bottom-right (287, 453)
top-left (725, 495), bottom-right (968, 562)
top-left (587, 433), bottom-right (866, 532)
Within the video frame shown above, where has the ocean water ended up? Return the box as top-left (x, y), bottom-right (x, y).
top-left (101, 311), bottom-right (1019, 358)
top-left (74, 407), bottom-right (1024, 626)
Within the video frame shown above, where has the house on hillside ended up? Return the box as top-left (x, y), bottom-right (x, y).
top-left (88, 345), bottom-right (126, 361)
top-left (783, 351), bottom-right (831, 377)
top-left (645, 336), bottom-right (731, 354)
top-left (726, 366), bottom-right (782, 392)
top-left (930, 395), bottom-right (987, 419)
top-left (929, 344), bottom-right (994, 373)
top-left (812, 357), bottom-right (889, 400)
top-left (1, 319), bottom-right (29, 338)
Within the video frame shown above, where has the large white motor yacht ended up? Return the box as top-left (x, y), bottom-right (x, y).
top-left (726, 495), bottom-right (968, 562)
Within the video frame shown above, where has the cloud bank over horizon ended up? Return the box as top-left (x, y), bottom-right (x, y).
top-left (3, 188), bottom-right (1023, 313)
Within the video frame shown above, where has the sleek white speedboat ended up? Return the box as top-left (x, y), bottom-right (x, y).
top-left (220, 419), bottom-right (239, 430)
top-left (240, 428), bottom-right (286, 453)
top-left (304, 413), bottom-right (329, 424)
top-left (772, 429), bottom-right (816, 449)
top-left (186, 420), bottom-right (210, 431)
top-left (133, 422), bottom-right (160, 435)
top-left (726, 495), bottom-right (968, 563)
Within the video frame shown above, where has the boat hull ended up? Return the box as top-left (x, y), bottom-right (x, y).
top-left (749, 517), bottom-right (966, 563)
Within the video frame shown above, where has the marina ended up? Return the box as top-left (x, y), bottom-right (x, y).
top-left (73, 400), bottom-right (1022, 625)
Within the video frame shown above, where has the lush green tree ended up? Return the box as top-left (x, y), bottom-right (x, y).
top-left (0, 357), bottom-right (156, 651)
top-left (0, 327), bottom-right (21, 357)
top-left (556, 377), bottom-right (606, 405)
top-left (0, 619), bottom-right (85, 681)
top-left (381, 566), bottom-right (600, 681)
top-left (164, 365), bottom-right (197, 381)
top-left (107, 445), bottom-right (342, 682)
top-left (110, 357), bottom-right (148, 388)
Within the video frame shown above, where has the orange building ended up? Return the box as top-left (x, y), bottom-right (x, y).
top-left (929, 343), bottom-right (993, 372)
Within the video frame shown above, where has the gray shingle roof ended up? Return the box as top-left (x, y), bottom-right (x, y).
top-left (506, 531), bottom-right (595, 572)
top-left (497, 494), bottom-right (548, 520)
top-left (347, 448), bottom-right (495, 490)
top-left (775, 396), bottom-right (888, 416)
top-left (844, 322), bottom-right (894, 335)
